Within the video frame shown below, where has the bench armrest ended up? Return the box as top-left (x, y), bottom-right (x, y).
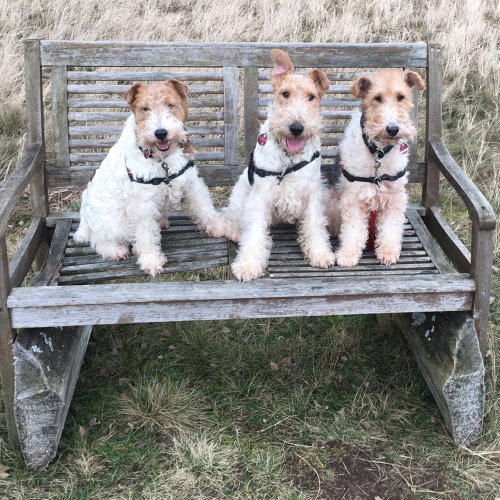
top-left (428, 137), bottom-right (496, 231)
top-left (0, 143), bottom-right (44, 237)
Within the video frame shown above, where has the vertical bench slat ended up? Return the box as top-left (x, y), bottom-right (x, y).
top-left (244, 67), bottom-right (259, 163)
top-left (408, 66), bottom-right (420, 164)
top-left (223, 67), bottom-right (239, 166)
top-left (424, 42), bottom-right (442, 207)
top-left (52, 66), bottom-right (70, 168)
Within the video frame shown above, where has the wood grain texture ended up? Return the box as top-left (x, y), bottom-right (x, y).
top-left (0, 143), bottom-right (44, 236)
top-left (8, 217), bottom-right (43, 288)
top-left (429, 138), bottom-right (496, 230)
top-left (67, 84), bottom-right (223, 95)
top-left (388, 312), bottom-right (484, 445)
top-left (52, 66), bottom-right (70, 168)
top-left (30, 219), bottom-right (73, 287)
top-left (0, 237), bottom-right (20, 448)
top-left (13, 325), bottom-right (92, 469)
top-left (244, 67), bottom-right (260, 163)
top-left (40, 41), bottom-right (428, 68)
top-left (67, 70), bottom-right (224, 81)
top-left (423, 42), bottom-right (442, 207)
top-left (223, 67), bottom-right (239, 166)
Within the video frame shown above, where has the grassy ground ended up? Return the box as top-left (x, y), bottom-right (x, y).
top-left (0, 0), bottom-right (499, 498)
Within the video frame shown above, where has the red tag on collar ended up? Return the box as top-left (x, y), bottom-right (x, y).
top-left (399, 143), bottom-right (409, 154)
top-left (257, 133), bottom-right (267, 146)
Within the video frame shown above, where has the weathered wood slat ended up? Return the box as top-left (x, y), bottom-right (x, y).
top-left (52, 66), bottom-right (70, 168)
top-left (269, 269), bottom-right (440, 278)
top-left (269, 255), bottom-right (431, 266)
top-left (30, 219), bottom-right (73, 287)
top-left (259, 84), bottom-right (351, 94)
top-left (9, 274), bottom-right (473, 328)
top-left (67, 84), bottom-right (223, 94)
top-left (259, 97), bottom-right (360, 107)
top-left (68, 97), bottom-right (224, 108)
top-left (47, 164), bottom-right (242, 188)
top-left (68, 124), bottom-right (224, 136)
top-left (270, 263), bottom-right (436, 273)
top-left (13, 325), bottom-right (92, 469)
top-left (56, 256), bottom-right (228, 284)
top-left (69, 137), bottom-right (224, 149)
top-left (8, 218), bottom-right (44, 288)
top-left (406, 208), bottom-right (454, 273)
top-left (67, 71), bottom-right (224, 81)
top-left (0, 237), bottom-right (19, 447)
top-left (425, 207), bottom-right (471, 273)
top-left (223, 67), bottom-right (239, 166)
top-left (69, 151), bottom-right (225, 164)
top-left (259, 70), bottom-right (369, 81)
top-left (244, 67), bottom-right (260, 162)
top-left (40, 41), bottom-right (428, 68)
top-left (322, 124), bottom-right (346, 134)
top-left (259, 110), bottom-right (353, 120)
top-left (0, 143), bottom-right (44, 236)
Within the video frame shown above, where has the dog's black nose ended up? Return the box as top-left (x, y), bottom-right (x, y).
top-left (155, 129), bottom-right (168, 141)
top-left (386, 124), bottom-right (399, 137)
top-left (289, 122), bottom-right (304, 137)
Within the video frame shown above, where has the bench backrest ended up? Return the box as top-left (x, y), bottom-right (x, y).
top-left (26, 41), bottom-right (437, 189)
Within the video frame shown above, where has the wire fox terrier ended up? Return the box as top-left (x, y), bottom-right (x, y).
top-left (223, 49), bottom-right (334, 281)
top-left (74, 80), bottom-right (225, 276)
top-left (326, 69), bottom-right (425, 267)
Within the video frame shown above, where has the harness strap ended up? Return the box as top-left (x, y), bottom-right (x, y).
top-left (341, 167), bottom-right (407, 186)
top-left (127, 160), bottom-right (195, 186)
top-left (248, 150), bottom-right (320, 186)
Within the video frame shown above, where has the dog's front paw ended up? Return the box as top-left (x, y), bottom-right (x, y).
top-left (231, 259), bottom-right (265, 282)
top-left (308, 249), bottom-right (335, 268)
top-left (138, 253), bottom-right (166, 277)
top-left (97, 243), bottom-right (130, 261)
top-left (376, 245), bottom-right (400, 266)
top-left (335, 249), bottom-right (361, 267)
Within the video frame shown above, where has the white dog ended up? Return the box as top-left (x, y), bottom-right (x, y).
top-left (326, 69), bottom-right (425, 266)
top-left (223, 49), bottom-right (334, 281)
top-left (74, 80), bottom-right (225, 276)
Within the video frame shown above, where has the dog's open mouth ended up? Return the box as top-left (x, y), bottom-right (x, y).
top-left (156, 141), bottom-right (171, 152)
top-left (285, 137), bottom-right (305, 153)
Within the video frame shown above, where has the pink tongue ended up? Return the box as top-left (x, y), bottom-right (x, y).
top-left (286, 137), bottom-right (304, 153)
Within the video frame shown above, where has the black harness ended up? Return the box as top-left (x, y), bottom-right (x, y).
top-left (126, 160), bottom-right (195, 186)
top-left (247, 150), bottom-right (320, 186)
top-left (341, 115), bottom-right (406, 186)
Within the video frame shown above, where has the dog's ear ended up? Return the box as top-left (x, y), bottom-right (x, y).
top-left (271, 49), bottom-right (294, 89)
top-left (165, 79), bottom-right (189, 100)
top-left (350, 76), bottom-right (372, 98)
top-left (124, 83), bottom-right (143, 106)
top-left (403, 70), bottom-right (426, 90)
top-left (308, 69), bottom-right (330, 98)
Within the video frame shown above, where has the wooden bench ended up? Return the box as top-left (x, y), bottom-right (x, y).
top-left (0, 40), bottom-right (495, 469)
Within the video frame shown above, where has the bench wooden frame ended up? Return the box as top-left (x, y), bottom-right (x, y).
top-left (0, 40), bottom-right (495, 469)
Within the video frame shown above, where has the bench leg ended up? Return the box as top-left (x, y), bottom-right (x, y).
top-left (13, 325), bottom-right (92, 469)
top-left (377, 311), bottom-right (485, 445)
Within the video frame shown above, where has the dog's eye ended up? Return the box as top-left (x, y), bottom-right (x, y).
top-left (374, 96), bottom-right (383, 103)
top-left (282, 91), bottom-right (290, 98)
top-left (307, 94), bottom-right (315, 101)
top-left (168, 103), bottom-right (175, 109)
top-left (397, 94), bottom-right (405, 101)
top-left (142, 107), bottom-right (151, 112)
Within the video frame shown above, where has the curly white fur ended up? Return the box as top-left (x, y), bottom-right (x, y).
top-left (74, 115), bottom-right (225, 276)
top-left (326, 111), bottom-right (409, 267)
top-left (223, 121), bottom-right (334, 282)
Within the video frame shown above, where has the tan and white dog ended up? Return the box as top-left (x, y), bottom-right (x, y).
top-left (74, 80), bottom-right (225, 276)
top-left (326, 69), bottom-right (425, 267)
top-left (223, 49), bottom-right (334, 281)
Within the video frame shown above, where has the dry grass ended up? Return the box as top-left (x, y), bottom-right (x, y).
top-left (0, 0), bottom-right (499, 499)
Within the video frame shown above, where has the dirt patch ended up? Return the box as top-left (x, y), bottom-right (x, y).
top-left (291, 440), bottom-right (455, 500)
